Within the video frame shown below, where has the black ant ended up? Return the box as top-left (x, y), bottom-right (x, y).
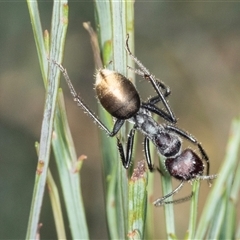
top-left (51, 34), bottom-right (216, 205)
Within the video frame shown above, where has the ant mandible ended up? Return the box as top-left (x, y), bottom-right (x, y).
top-left (52, 34), bottom-right (216, 205)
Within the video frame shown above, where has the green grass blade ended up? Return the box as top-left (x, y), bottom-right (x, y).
top-left (26, 0), bottom-right (48, 87)
top-left (207, 194), bottom-right (227, 239)
top-left (156, 157), bottom-right (175, 239)
top-left (94, 0), bottom-right (134, 238)
top-left (26, 1), bottom-right (88, 239)
top-left (145, 168), bottom-right (154, 239)
top-left (187, 180), bottom-right (200, 239)
top-left (34, 142), bottom-right (67, 239)
top-left (236, 221), bottom-right (240, 239)
top-left (231, 153), bottom-right (240, 239)
top-left (86, 9), bottom-right (119, 238)
top-left (195, 117), bottom-right (240, 239)
top-left (26, 1), bottom-right (68, 238)
top-left (128, 161), bottom-right (148, 239)
top-left (47, 169), bottom-right (67, 239)
top-left (52, 89), bottom-right (89, 238)
top-left (161, 175), bottom-right (176, 239)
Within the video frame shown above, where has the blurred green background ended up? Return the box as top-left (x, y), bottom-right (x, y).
top-left (0, 1), bottom-right (240, 239)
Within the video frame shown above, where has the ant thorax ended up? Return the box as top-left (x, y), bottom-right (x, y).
top-left (129, 108), bottom-right (182, 159)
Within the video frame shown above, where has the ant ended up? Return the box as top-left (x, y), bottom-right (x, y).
top-left (51, 34), bottom-right (216, 205)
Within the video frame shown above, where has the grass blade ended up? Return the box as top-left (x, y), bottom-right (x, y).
top-left (195, 117), bottom-right (240, 239)
top-left (26, 1), bottom-right (88, 238)
top-left (52, 90), bottom-right (89, 238)
top-left (128, 161), bottom-right (148, 239)
top-left (94, 0), bottom-right (134, 238)
top-left (26, 1), bottom-right (68, 238)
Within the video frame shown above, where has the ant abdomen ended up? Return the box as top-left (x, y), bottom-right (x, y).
top-left (95, 69), bottom-right (140, 120)
top-left (165, 149), bottom-right (204, 181)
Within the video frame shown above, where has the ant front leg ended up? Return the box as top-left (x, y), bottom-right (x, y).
top-left (125, 34), bottom-right (176, 123)
top-left (120, 134), bottom-right (168, 172)
top-left (127, 66), bottom-right (171, 101)
top-left (143, 137), bottom-right (154, 171)
top-left (144, 137), bottom-right (166, 174)
top-left (73, 94), bottom-right (125, 137)
top-left (141, 81), bottom-right (176, 124)
top-left (141, 102), bottom-right (176, 124)
top-left (52, 60), bottom-right (125, 137)
top-left (117, 128), bottom-right (136, 169)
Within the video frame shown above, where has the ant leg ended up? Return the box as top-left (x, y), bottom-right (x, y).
top-left (144, 137), bottom-right (154, 171)
top-left (127, 66), bottom-right (171, 100)
top-left (125, 34), bottom-right (176, 123)
top-left (110, 119), bottom-right (125, 137)
top-left (117, 128), bottom-right (136, 169)
top-left (148, 95), bottom-right (170, 105)
top-left (142, 85), bottom-right (176, 123)
top-left (154, 174), bottom-right (218, 206)
top-left (198, 175), bottom-right (217, 181)
top-left (153, 78), bottom-right (171, 98)
top-left (141, 103), bottom-right (176, 123)
top-left (139, 73), bottom-right (175, 123)
top-left (147, 79), bottom-right (171, 104)
top-left (128, 72), bottom-right (175, 123)
top-left (165, 125), bottom-right (210, 181)
top-left (52, 60), bottom-right (124, 137)
top-left (153, 180), bottom-right (186, 206)
top-left (144, 137), bottom-right (168, 175)
top-left (156, 192), bottom-right (193, 206)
